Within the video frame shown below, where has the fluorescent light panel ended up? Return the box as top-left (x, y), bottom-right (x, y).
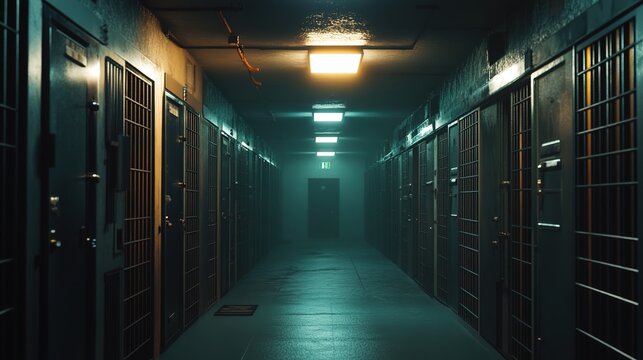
top-left (315, 136), bottom-right (338, 143)
top-left (317, 152), bottom-right (335, 157)
top-left (309, 49), bottom-right (363, 74)
top-left (313, 112), bottom-right (343, 122)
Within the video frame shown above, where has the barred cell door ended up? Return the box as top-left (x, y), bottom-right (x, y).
top-left (0, 0), bottom-right (21, 358)
top-left (458, 109), bottom-right (480, 331)
top-left (162, 92), bottom-right (185, 346)
top-left (575, 16), bottom-right (641, 360)
top-left (436, 130), bottom-right (450, 304)
top-left (532, 52), bottom-right (575, 359)
top-left (43, 11), bottom-right (99, 359)
top-left (121, 66), bottom-right (155, 359)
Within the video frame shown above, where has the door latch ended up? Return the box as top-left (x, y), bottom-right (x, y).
top-left (50, 196), bottom-right (60, 215)
top-left (49, 229), bottom-right (62, 249)
top-left (82, 173), bottom-right (101, 183)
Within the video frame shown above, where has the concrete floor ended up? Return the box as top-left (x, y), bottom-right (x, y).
top-left (161, 241), bottom-right (504, 360)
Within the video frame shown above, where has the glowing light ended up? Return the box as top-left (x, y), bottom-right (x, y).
top-left (315, 136), bottom-right (338, 143)
top-left (309, 49), bottom-right (362, 74)
top-left (489, 63), bottom-right (524, 94)
top-left (241, 141), bottom-right (253, 150)
top-left (317, 152), bottom-right (335, 157)
top-left (313, 112), bottom-right (343, 122)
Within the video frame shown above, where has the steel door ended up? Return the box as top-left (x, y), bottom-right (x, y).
top-left (418, 139), bottom-right (436, 294)
top-left (220, 134), bottom-right (232, 295)
top-left (162, 93), bottom-right (185, 345)
top-left (532, 53), bottom-right (575, 359)
top-left (479, 103), bottom-right (505, 347)
top-left (44, 17), bottom-right (99, 359)
top-left (400, 150), bottom-right (412, 273)
top-left (308, 178), bottom-right (340, 238)
top-left (447, 122), bottom-right (460, 310)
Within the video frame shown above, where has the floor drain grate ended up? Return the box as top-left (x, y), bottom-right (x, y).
top-left (214, 305), bottom-right (258, 316)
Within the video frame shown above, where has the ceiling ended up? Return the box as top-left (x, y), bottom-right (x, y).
top-left (143, 0), bottom-right (520, 158)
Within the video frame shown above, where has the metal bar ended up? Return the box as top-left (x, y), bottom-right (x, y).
top-left (575, 230), bottom-right (638, 241)
top-left (577, 257), bottom-right (639, 273)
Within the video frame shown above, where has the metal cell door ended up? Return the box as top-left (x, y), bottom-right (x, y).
top-left (532, 53), bottom-right (575, 359)
top-left (575, 18), bottom-right (640, 360)
top-left (436, 131), bottom-right (450, 304)
top-left (391, 156), bottom-right (401, 263)
top-left (458, 109), bottom-right (480, 330)
top-left (122, 66), bottom-right (154, 359)
top-left (479, 101), bottom-right (508, 349)
top-left (237, 146), bottom-right (249, 275)
top-left (308, 178), bottom-right (340, 238)
top-left (44, 14), bottom-right (99, 359)
top-left (508, 83), bottom-right (534, 360)
top-left (220, 134), bottom-right (232, 295)
top-left (230, 139), bottom-right (238, 288)
top-left (205, 121), bottom-right (218, 306)
top-left (162, 93), bottom-right (184, 346)
top-left (447, 122), bottom-right (460, 310)
top-left (184, 107), bottom-right (200, 326)
top-left (400, 150), bottom-right (412, 273)
top-left (0, 0), bottom-right (21, 358)
top-left (418, 139), bottom-right (436, 294)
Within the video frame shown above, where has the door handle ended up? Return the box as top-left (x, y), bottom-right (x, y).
top-left (49, 229), bottom-right (62, 249)
top-left (82, 173), bottom-right (101, 183)
top-left (165, 215), bottom-right (173, 227)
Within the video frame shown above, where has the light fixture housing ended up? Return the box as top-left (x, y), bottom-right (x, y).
top-left (313, 112), bottom-right (343, 122)
top-left (316, 152), bottom-right (336, 157)
top-left (315, 136), bottom-right (338, 143)
top-left (309, 48), bottom-right (363, 74)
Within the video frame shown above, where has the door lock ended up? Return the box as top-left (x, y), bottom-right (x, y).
top-left (50, 196), bottom-right (60, 215)
top-left (88, 101), bottom-right (100, 112)
top-left (165, 215), bottom-right (173, 227)
top-left (49, 229), bottom-right (62, 249)
top-left (85, 237), bottom-right (97, 248)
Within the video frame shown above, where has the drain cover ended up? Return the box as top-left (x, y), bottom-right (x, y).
top-left (214, 305), bottom-right (258, 316)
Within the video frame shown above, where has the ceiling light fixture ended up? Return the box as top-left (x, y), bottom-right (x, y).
top-left (315, 136), bottom-right (338, 143)
top-left (317, 152), bottom-right (336, 157)
top-left (313, 112), bottom-right (343, 122)
top-left (309, 48), bottom-right (363, 74)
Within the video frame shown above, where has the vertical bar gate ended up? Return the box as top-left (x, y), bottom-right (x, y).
top-left (575, 19), bottom-right (638, 360)
top-left (509, 83), bottom-right (533, 360)
top-left (184, 108), bottom-right (200, 326)
top-left (0, 0), bottom-right (20, 358)
top-left (123, 67), bottom-right (154, 359)
top-left (437, 131), bottom-right (449, 303)
top-left (458, 109), bottom-right (480, 331)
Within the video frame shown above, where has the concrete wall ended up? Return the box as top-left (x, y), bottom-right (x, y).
top-left (387, 0), bottom-right (642, 153)
top-left (281, 154), bottom-right (366, 243)
top-left (24, 1), bottom-right (276, 359)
